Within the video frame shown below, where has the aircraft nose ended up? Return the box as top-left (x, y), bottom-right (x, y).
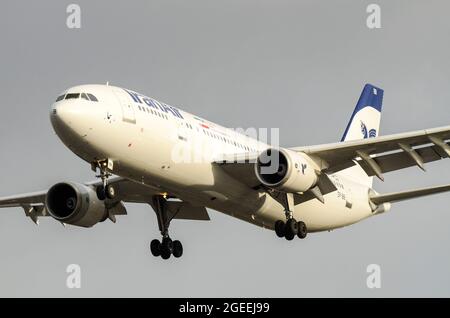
top-left (50, 101), bottom-right (90, 140)
top-left (51, 101), bottom-right (79, 127)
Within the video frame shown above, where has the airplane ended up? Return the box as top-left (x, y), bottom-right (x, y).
top-left (2, 83), bottom-right (450, 260)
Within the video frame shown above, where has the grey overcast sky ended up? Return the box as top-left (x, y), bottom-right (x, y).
top-left (1, 0), bottom-right (450, 297)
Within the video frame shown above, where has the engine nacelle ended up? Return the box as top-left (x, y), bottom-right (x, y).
top-left (45, 182), bottom-right (107, 227)
top-left (255, 148), bottom-right (319, 193)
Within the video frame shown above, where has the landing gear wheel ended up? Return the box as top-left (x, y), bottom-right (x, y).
top-left (274, 220), bottom-right (286, 238)
top-left (172, 240), bottom-right (183, 258)
top-left (297, 221), bottom-right (307, 239)
top-left (160, 239), bottom-right (172, 260)
top-left (150, 239), bottom-right (161, 257)
top-left (105, 184), bottom-right (116, 199)
top-left (285, 232), bottom-right (295, 241)
top-left (162, 237), bottom-right (173, 251)
top-left (286, 218), bottom-right (298, 236)
top-left (96, 186), bottom-right (106, 200)
top-left (160, 247), bottom-right (171, 260)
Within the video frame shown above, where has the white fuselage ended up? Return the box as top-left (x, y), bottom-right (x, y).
top-left (50, 84), bottom-right (381, 232)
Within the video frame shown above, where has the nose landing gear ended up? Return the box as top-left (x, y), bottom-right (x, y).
top-left (92, 159), bottom-right (116, 200)
top-left (149, 195), bottom-right (184, 260)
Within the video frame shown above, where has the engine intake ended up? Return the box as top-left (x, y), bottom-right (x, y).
top-left (255, 148), bottom-right (319, 193)
top-left (45, 182), bottom-right (107, 227)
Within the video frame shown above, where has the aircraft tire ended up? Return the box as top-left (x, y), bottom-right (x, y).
top-left (286, 218), bottom-right (299, 236)
top-left (275, 220), bottom-right (286, 238)
top-left (162, 237), bottom-right (173, 251)
top-left (297, 221), bottom-right (307, 239)
top-left (160, 247), bottom-right (171, 260)
top-left (285, 232), bottom-right (295, 241)
top-left (172, 240), bottom-right (183, 258)
top-left (105, 184), bottom-right (116, 199)
top-left (150, 239), bottom-right (161, 257)
top-left (96, 186), bottom-right (106, 200)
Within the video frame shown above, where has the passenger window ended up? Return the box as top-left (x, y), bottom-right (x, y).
top-left (55, 94), bottom-right (65, 102)
top-left (87, 93), bottom-right (98, 102)
top-left (81, 93), bottom-right (89, 100)
top-left (65, 93), bottom-right (80, 99)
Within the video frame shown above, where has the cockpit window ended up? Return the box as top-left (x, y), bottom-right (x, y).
top-left (87, 93), bottom-right (98, 102)
top-left (65, 93), bottom-right (80, 99)
top-left (55, 92), bottom-right (98, 102)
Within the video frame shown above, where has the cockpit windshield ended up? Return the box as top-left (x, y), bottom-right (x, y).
top-left (55, 92), bottom-right (99, 102)
top-left (65, 93), bottom-right (80, 99)
top-left (87, 93), bottom-right (98, 102)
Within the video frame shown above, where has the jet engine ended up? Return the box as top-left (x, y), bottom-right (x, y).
top-left (255, 148), bottom-right (319, 193)
top-left (45, 182), bottom-right (107, 227)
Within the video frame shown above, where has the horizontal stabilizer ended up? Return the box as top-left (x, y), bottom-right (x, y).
top-left (370, 183), bottom-right (450, 205)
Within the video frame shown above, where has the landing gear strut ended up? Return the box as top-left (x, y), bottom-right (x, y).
top-left (149, 195), bottom-right (183, 259)
top-left (274, 192), bottom-right (308, 240)
top-left (92, 159), bottom-right (116, 200)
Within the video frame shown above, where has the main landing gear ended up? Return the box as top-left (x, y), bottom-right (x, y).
top-left (149, 195), bottom-right (183, 260)
top-left (274, 192), bottom-right (308, 240)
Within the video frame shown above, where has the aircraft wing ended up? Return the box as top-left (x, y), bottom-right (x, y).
top-left (0, 177), bottom-right (159, 208)
top-left (214, 152), bottom-right (260, 188)
top-left (0, 177), bottom-right (210, 224)
top-left (214, 125), bottom-right (450, 184)
top-left (370, 183), bottom-right (450, 204)
top-left (213, 125), bottom-right (450, 208)
top-left (0, 191), bottom-right (47, 208)
top-left (291, 125), bottom-right (450, 180)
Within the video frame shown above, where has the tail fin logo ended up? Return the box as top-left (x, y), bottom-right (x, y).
top-left (361, 121), bottom-right (377, 139)
top-left (361, 121), bottom-right (368, 138)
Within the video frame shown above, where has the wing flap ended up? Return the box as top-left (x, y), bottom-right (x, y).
top-left (357, 143), bottom-right (447, 176)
